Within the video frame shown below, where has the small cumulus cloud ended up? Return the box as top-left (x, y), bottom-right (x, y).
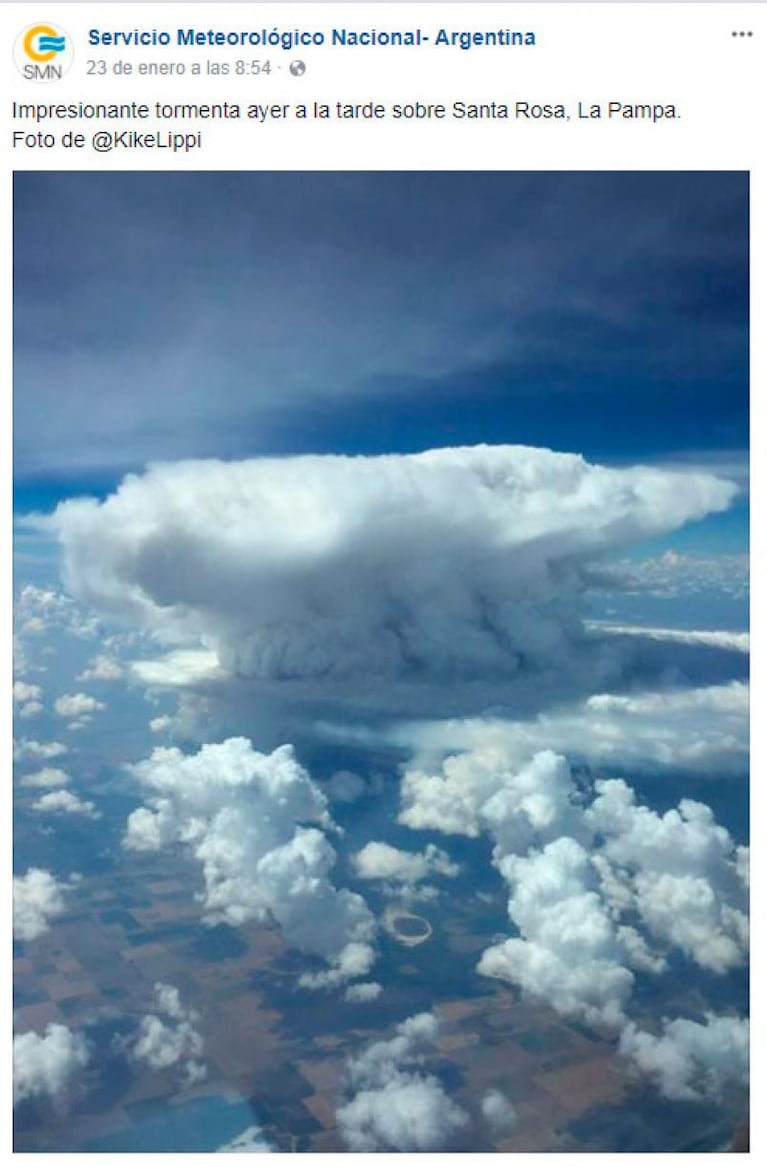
top-left (15, 583), bottom-right (100, 639)
top-left (21, 616), bottom-right (47, 635)
top-left (352, 841), bottom-right (459, 891)
top-left (13, 634), bottom-right (28, 676)
top-left (619, 1013), bottom-right (748, 1101)
top-left (481, 1088), bottom-right (518, 1138)
top-left (216, 1125), bottom-right (274, 1152)
top-left (78, 654), bottom-right (124, 681)
top-left (13, 1023), bottom-right (89, 1106)
top-left (18, 701), bottom-right (44, 720)
top-left (20, 766), bottom-right (69, 789)
top-left (13, 868), bottom-right (72, 941)
top-left (54, 692), bottom-right (105, 718)
top-left (14, 680), bottom-right (42, 704)
top-left (31, 789), bottom-right (99, 819)
top-left (344, 981), bottom-right (383, 1004)
top-left (337, 1012), bottom-right (468, 1151)
top-left (326, 769), bottom-right (368, 803)
top-left (129, 982), bottom-right (206, 1086)
top-left (14, 739), bottom-right (68, 762)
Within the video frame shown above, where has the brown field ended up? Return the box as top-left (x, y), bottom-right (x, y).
top-left (302, 1091), bottom-right (338, 1130)
top-left (14, 840), bottom-right (658, 1155)
top-left (15, 1001), bottom-right (62, 1031)
top-left (535, 1054), bottom-right (625, 1112)
top-left (297, 1057), bottom-right (343, 1095)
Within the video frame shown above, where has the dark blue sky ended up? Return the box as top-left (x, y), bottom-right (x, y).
top-left (14, 171), bottom-right (748, 546)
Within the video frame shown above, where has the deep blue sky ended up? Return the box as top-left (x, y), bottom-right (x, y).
top-left (14, 171), bottom-right (748, 547)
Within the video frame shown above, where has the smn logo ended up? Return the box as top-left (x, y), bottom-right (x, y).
top-left (15, 23), bottom-right (74, 82)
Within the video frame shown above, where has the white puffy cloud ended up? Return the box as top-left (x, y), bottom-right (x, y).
top-left (14, 681), bottom-right (45, 719)
top-left (632, 872), bottom-right (748, 975)
top-left (181, 1060), bottom-right (208, 1087)
top-left (478, 836), bottom-right (634, 1028)
top-left (619, 1014), bottom-right (749, 1101)
top-left (21, 616), bottom-right (46, 635)
top-left (337, 1012), bottom-right (468, 1151)
top-left (130, 982), bottom-right (205, 1085)
top-left (344, 981), bottom-right (383, 1004)
top-left (481, 1088), bottom-right (518, 1137)
top-left (78, 654), bottom-right (123, 681)
top-left (14, 680), bottom-right (42, 704)
top-left (149, 715), bottom-right (173, 733)
top-left (352, 841), bottom-right (459, 886)
top-left (124, 737), bottom-right (376, 988)
top-left (326, 769), bottom-right (368, 803)
top-left (153, 982), bottom-right (185, 1019)
top-left (400, 747), bottom-right (582, 847)
top-left (339, 1076), bottom-right (466, 1152)
top-left (54, 692), bottom-right (104, 718)
top-left (586, 779), bottom-right (748, 973)
top-left (129, 649), bottom-right (221, 688)
top-left (20, 767), bottom-right (69, 789)
top-left (614, 923), bottom-right (668, 976)
top-left (13, 869), bottom-right (70, 941)
top-left (217, 1126), bottom-right (274, 1152)
top-left (18, 701), bottom-right (44, 720)
top-left (14, 739), bottom-right (67, 762)
top-left (15, 583), bottom-right (100, 639)
top-left (133, 1013), bottom-right (200, 1071)
top-left (13, 634), bottom-right (28, 676)
top-left (48, 448), bottom-right (734, 708)
top-left (398, 741), bottom-right (746, 1023)
top-left (13, 1023), bottom-right (89, 1105)
top-left (31, 789), bottom-right (99, 819)
top-left (17, 584), bottom-right (72, 624)
top-left (297, 937), bottom-right (376, 991)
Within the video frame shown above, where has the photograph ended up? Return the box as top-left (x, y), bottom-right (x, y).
top-left (12, 171), bottom-right (749, 1153)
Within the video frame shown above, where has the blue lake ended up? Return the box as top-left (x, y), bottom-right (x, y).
top-left (84, 1093), bottom-right (259, 1153)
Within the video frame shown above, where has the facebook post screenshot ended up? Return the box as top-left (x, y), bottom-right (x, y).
top-left (3, 0), bottom-right (761, 1158)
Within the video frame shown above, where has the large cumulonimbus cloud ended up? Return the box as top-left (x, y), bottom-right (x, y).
top-left (124, 737), bottom-right (376, 989)
top-left (47, 446), bottom-right (735, 699)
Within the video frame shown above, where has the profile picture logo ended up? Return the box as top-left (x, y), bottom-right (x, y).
top-left (14, 23), bottom-right (74, 82)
